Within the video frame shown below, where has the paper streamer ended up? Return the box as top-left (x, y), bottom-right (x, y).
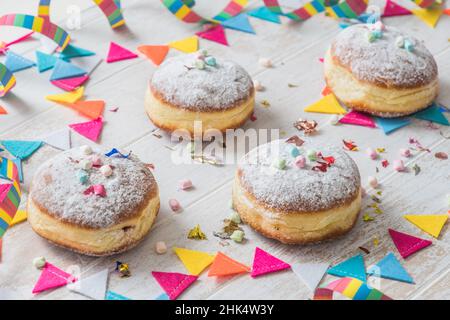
top-left (0, 63), bottom-right (16, 98)
top-left (313, 277), bottom-right (392, 300)
top-left (0, 158), bottom-right (21, 238)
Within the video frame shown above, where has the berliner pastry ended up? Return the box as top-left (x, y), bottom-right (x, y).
top-left (27, 146), bottom-right (160, 256)
top-left (232, 139), bottom-right (362, 244)
top-left (324, 23), bottom-right (438, 117)
top-left (145, 51), bottom-right (254, 135)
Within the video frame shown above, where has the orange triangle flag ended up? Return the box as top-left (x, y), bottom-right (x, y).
top-left (208, 252), bottom-right (250, 277)
top-left (0, 105), bottom-right (7, 114)
top-left (137, 45), bottom-right (169, 66)
top-left (69, 100), bottom-right (105, 119)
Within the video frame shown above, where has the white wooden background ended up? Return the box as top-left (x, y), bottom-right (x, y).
top-left (0, 0), bottom-right (449, 300)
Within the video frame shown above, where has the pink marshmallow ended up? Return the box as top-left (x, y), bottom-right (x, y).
top-left (179, 179), bottom-right (193, 190)
top-left (91, 155), bottom-right (103, 166)
top-left (393, 159), bottom-right (405, 172)
top-left (400, 148), bottom-right (411, 158)
top-left (294, 155), bottom-right (306, 168)
top-left (366, 148), bottom-right (378, 160)
top-left (169, 199), bottom-right (181, 212)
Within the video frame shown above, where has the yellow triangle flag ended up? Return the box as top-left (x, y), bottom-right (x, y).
top-left (412, 5), bottom-right (443, 28)
top-left (10, 210), bottom-right (27, 227)
top-left (404, 214), bottom-right (448, 238)
top-left (169, 36), bottom-right (199, 53)
top-left (46, 87), bottom-right (84, 105)
top-left (173, 247), bottom-right (215, 275)
top-left (304, 94), bottom-right (347, 115)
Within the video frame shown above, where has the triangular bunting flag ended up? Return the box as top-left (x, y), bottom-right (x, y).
top-left (68, 269), bottom-right (108, 300)
top-left (444, 8), bottom-right (450, 16)
top-left (51, 75), bottom-right (89, 92)
top-left (339, 110), bottom-right (376, 127)
top-left (412, 5), bottom-right (443, 28)
top-left (304, 94), bottom-right (347, 114)
top-left (413, 104), bottom-right (449, 126)
top-left (151, 271), bottom-right (197, 300)
top-left (106, 290), bottom-right (131, 300)
top-left (42, 128), bottom-right (72, 150)
top-left (375, 117), bottom-right (411, 134)
top-left (69, 117), bottom-right (103, 142)
top-left (247, 6), bottom-right (281, 24)
top-left (69, 100), bottom-right (105, 119)
top-left (10, 209), bottom-right (27, 227)
top-left (137, 45), bottom-right (169, 66)
top-left (155, 293), bottom-right (170, 300)
top-left (403, 214), bottom-right (448, 238)
top-left (389, 228), bottom-right (432, 259)
top-left (59, 44), bottom-right (95, 60)
top-left (32, 263), bottom-right (77, 294)
top-left (382, 0), bottom-right (411, 17)
top-left (327, 254), bottom-right (366, 282)
top-left (50, 59), bottom-right (87, 81)
top-left (5, 51), bottom-right (35, 72)
top-left (107, 42), bottom-right (138, 63)
top-left (1, 140), bottom-right (42, 160)
top-left (46, 86), bottom-right (84, 104)
top-left (196, 25), bottom-right (229, 46)
top-left (251, 247), bottom-right (290, 278)
top-left (169, 36), bottom-right (199, 53)
top-left (0, 105), bottom-right (7, 114)
top-left (35, 51), bottom-right (57, 73)
top-left (221, 13), bottom-right (255, 34)
top-left (173, 247), bottom-right (215, 275)
top-left (367, 252), bottom-right (414, 283)
top-left (71, 56), bottom-right (103, 75)
top-left (291, 262), bottom-right (329, 291)
top-left (208, 252), bottom-right (250, 277)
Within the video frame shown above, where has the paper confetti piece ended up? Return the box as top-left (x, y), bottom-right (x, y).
top-left (0, 63), bottom-right (16, 98)
top-left (151, 271), bottom-right (197, 300)
top-left (35, 51), bottom-right (57, 73)
top-left (339, 110), bottom-right (376, 127)
top-left (389, 228), bottom-right (432, 259)
top-left (221, 13), bottom-right (255, 34)
top-left (304, 94), bottom-right (347, 115)
top-left (291, 262), bottom-right (329, 292)
top-left (327, 254), bottom-right (366, 282)
top-left (106, 291), bottom-right (131, 300)
top-left (196, 25), bottom-right (229, 46)
top-left (367, 252), bottom-right (414, 284)
top-left (59, 44), bottom-right (95, 60)
top-left (403, 214), bottom-right (448, 238)
top-left (1, 140), bottom-right (42, 160)
top-left (51, 75), bottom-right (89, 92)
top-left (68, 269), bottom-right (108, 300)
top-left (383, 0), bottom-right (412, 16)
top-left (413, 103), bottom-right (449, 126)
top-left (208, 252), bottom-right (250, 277)
top-left (9, 209), bottom-right (27, 227)
top-left (50, 59), bottom-right (87, 81)
top-left (137, 45), bottom-right (169, 66)
top-left (69, 117), bottom-right (103, 142)
top-left (69, 100), bottom-right (105, 119)
top-left (32, 262), bottom-right (77, 294)
top-left (375, 117), bottom-right (411, 134)
top-left (42, 128), bottom-right (71, 150)
top-left (412, 5), bottom-right (443, 28)
top-left (247, 6), bottom-right (281, 24)
top-left (173, 247), bottom-right (215, 276)
top-left (46, 86), bottom-right (84, 104)
top-left (107, 42), bottom-right (138, 63)
top-left (251, 247), bottom-right (290, 278)
top-left (316, 277), bottom-right (392, 300)
top-left (5, 51), bottom-right (35, 72)
top-left (169, 36), bottom-right (199, 53)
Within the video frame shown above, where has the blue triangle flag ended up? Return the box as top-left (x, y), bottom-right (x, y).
top-left (5, 51), bottom-right (35, 72)
top-left (105, 290), bottom-right (131, 300)
top-left (413, 103), bottom-right (449, 126)
top-left (375, 117), bottom-right (411, 134)
top-left (221, 13), bottom-right (255, 34)
top-left (59, 44), bottom-right (96, 60)
top-left (50, 59), bottom-right (87, 81)
top-left (35, 51), bottom-right (58, 73)
top-left (327, 254), bottom-right (366, 282)
top-left (155, 293), bottom-right (170, 300)
top-left (367, 252), bottom-right (414, 284)
top-left (1, 140), bottom-right (43, 160)
top-left (247, 6), bottom-right (281, 24)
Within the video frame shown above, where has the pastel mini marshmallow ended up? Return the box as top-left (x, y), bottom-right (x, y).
top-left (155, 241), bottom-right (167, 254)
top-left (259, 57), bottom-right (272, 68)
top-left (366, 148), bottom-right (378, 160)
top-left (179, 179), bottom-right (193, 190)
top-left (253, 80), bottom-right (264, 91)
top-left (100, 165), bottom-right (113, 177)
top-left (79, 159), bottom-right (93, 170)
top-left (294, 155), bottom-right (306, 168)
top-left (400, 148), bottom-right (411, 158)
top-left (33, 257), bottom-right (46, 269)
top-left (169, 199), bottom-right (181, 212)
top-left (368, 176), bottom-right (378, 188)
top-left (80, 145), bottom-right (93, 155)
top-left (393, 159), bottom-right (405, 172)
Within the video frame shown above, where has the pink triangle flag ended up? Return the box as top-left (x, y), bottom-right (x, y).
top-left (339, 110), bottom-right (376, 127)
top-left (51, 75), bottom-right (89, 92)
top-left (32, 263), bottom-right (77, 294)
top-left (251, 247), bottom-right (291, 277)
top-left (382, 0), bottom-right (411, 17)
top-left (196, 25), bottom-right (229, 46)
top-left (69, 117), bottom-right (103, 142)
top-left (106, 42), bottom-right (138, 63)
top-left (151, 271), bottom-right (197, 300)
top-left (388, 228), bottom-right (432, 259)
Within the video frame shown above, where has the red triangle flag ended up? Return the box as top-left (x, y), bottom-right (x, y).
top-left (251, 247), bottom-right (290, 277)
top-left (382, 0), bottom-right (411, 17)
top-left (106, 42), bottom-right (138, 63)
top-left (69, 117), bottom-right (103, 142)
top-left (32, 263), bottom-right (77, 294)
top-left (137, 45), bottom-right (169, 66)
top-left (208, 252), bottom-right (250, 277)
top-left (152, 271), bottom-right (197, 300)
top-left (388, 228), bottom-right (432, 259)
top-left (196, 25), bottom-right (229, 46)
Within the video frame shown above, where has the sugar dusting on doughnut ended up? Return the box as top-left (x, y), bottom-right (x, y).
top-left (150, 53), bottom-right (253, 111)
top-left (238, 140), bottom-right (361, 213)
top-left (331, 24), bottom-right (437, 88)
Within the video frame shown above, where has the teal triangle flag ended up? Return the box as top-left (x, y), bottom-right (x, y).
top-left (50, 59), bottom-right (87, 81)
top-left (105, 291), bottom-right (131, 300)
top-left (367, 252), bottom-right (414, 284)
top-left (247, 6), bottom-right (281, 24)
top-left (327, 254), bottom-right (366, 282)
top-left (155, 293), bottom-right (170, 300)
top-left (59, 44), bottom-right (96, 60)
top-left (5, 51), bottom-right (35, 72)
top-left (221, 13), bottom-right (255, 34)
top-left (413, 103), bottom-right (449, 126)
top-left (1, 140), bottom-right (43, 160)
top-left (36, 51), bottom-right (57, 73)
top-left (375, 117), bottom-right (411, 134)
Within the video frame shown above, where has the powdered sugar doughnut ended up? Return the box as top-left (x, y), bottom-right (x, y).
top-left (324, 24), bottom-right (438, 117)
top-left (145, 52), bottom-right (255, 135)
top-left (27, 148), bottom-right (159, 256)
top-left (232, 139), bottom-right (362, 244)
